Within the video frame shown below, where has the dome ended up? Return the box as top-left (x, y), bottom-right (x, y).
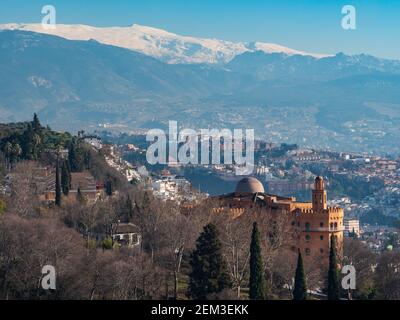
top-left (235, 177), bottom-right (265, 194)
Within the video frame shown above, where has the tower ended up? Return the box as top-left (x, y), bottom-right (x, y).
top-left (312, 176), bottom-right (327, 212)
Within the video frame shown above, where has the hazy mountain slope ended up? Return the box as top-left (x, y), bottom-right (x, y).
top-left (227, 51), bottom-right (400, 82)
top-left (0, 30), bottom-right (249, 124)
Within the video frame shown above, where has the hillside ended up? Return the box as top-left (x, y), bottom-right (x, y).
top-left (0, 30), bottom-right (400, 154)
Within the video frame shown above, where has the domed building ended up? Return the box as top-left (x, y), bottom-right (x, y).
top-left (235, 177), bottom-right (265, 194)
top-left (211, 176), bottom-right (344, 263)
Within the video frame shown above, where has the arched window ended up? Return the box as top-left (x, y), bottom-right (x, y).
top-left (305, 223), bottom-right (311, 231)
top-left (320, 235), bottom-right (324, 241)
top-left (305, 248), bottom-right (311, 255)
top-left (305, 235), bottom-right (311, 242)
top-left (320, 222), bottom-right (324, 228)
top-left (330, 222), bottom-right (334, 230)
top-left (334, 222), bottom-right (338, 230)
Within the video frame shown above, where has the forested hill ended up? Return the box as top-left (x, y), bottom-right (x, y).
top-left (0, 114), bottom-right (129, 191)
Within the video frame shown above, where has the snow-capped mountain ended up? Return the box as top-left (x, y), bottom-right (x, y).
top-left (0, 23), bottom-right (331, 64)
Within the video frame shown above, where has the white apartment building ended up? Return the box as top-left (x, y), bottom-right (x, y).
top-left (344, 219), bottom-right (361, 237)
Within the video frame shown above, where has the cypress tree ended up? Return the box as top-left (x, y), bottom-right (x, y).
top-left (68, 138), bottom-right (85, 172)
top-left (328, 234), bottom-right (340, 300)
top-left (188, 224), bottom-right (231, 300)
top-left (105, 180), bottom-right (113, 196)
top-left (68, 141), bottom-right (77, 171)
top-left (31, 133), bottom-right (42, 160)
top-left (61, 160), bottom-right (71, 196)
top-left (249, 222), bottom-right (265, 300)
top-left (293, 251), bottom-right (307, 300)
top-left (21, 123), bottom-right (34, 160)
top-left (55, 161), bottom-right (62, 207)
top-left (126, 195), bottom-right (134, 219)
top-left (32, 113), bottom-right (41, 131)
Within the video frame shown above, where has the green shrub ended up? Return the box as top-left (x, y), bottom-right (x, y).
top-left (102, 237), bottom-right (113, 250)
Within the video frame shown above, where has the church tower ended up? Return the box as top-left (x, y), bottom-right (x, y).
top-left (312, 176), bottom-right (327, 212)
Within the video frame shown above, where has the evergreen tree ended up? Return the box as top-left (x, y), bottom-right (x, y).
top-left (105, 179), bottom-right (113, 196)
top-left (102, 237), bottom-right (113, 250)
top-left (349, 228), bottom-right (358, 239)
top-left (68, 140), bottom-right (79, 172)
top-left (293, 251), bottom-right (307, 300)
top-left (249, 222), bottom-right (265, 300)
top-left (126, 195), bottom-right (134, 219)
top-left (84, 149), bottom-right (92, 169)
top-left (55, 161), bottom-right (62, 207)
top-left (32, 113), bottom-right (42, 132)
top-left (21, 123), bottom-right (35, 160)
top-left (61, 160), bottom-right (71, 196)
top-left (19, 114), bottom-right (43, 161)
top-left (188, 224), bottom-right (231, 299)
top-left (31, 133), bottom-right (41, 160)
top-left (328, 234), bottom-right (340, 300)
top-left (68, 138), bottom-right (87, 172)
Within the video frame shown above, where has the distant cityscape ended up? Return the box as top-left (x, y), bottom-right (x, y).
top-left (95, 131), bottom-right (400, 255)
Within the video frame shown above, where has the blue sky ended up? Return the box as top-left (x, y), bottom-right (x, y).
top-left (1, 0), bottom-right (399, 59)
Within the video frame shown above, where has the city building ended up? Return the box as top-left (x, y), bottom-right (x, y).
top-left (344, 219), bottom-right (361, 237)
top-left (211, 176), bottom-right (344, 264)
top-left (151, 174), bottom-right (194, 202)
top-left (83, 135), bottom-right (103, 150)
top-left (111, 223), bottom-right (141, 248)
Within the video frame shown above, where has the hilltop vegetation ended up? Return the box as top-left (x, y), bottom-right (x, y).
top-left (0, 114), bottom-right (71, 162)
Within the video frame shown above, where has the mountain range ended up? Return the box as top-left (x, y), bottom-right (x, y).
top-left (0, 23), bottom-right (331, 64)
top-left (0, 24), bottom-right (399, 155)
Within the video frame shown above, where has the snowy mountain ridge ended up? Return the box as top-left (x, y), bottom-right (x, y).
top-left (0, 23), bottom-right (331, 64)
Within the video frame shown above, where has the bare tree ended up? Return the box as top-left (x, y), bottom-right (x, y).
top-left (257, 208), bottom-right (295, 295)
top-left (161, 206), bottom-right (201, 299)
top-left (375, 251), bottom-right (400, 300)
top-left (343, 238), bottom-right (376, 299)
top-left (6, 161), bottom-right (42, 218)
top-left (133, 191), bottom-right (169, 262)
top-left (217, 211), bottom-right (252, 299)
top-left (0, 214), bottom-right (90, 299)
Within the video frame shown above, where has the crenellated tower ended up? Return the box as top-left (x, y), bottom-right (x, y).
top-left (312, 176), bottom-right (327, 212)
